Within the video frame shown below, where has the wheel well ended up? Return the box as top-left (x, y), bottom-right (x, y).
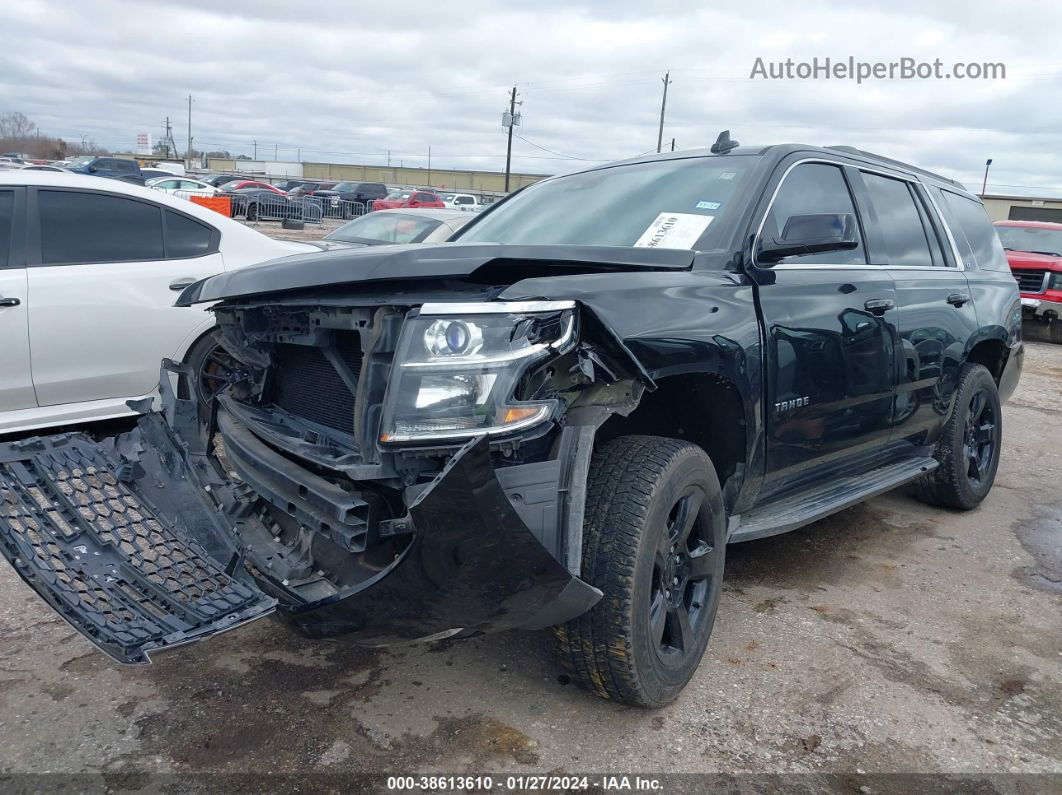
top-left (595, 373), bottom-right (747, 489)
top-left (967, 338), bottom-right (1008, 383)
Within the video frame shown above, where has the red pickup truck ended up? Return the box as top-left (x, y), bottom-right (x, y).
top-left (995, 220), bottom-right (1062, 342)
top-left (372, 189), bottom-right (445, 211)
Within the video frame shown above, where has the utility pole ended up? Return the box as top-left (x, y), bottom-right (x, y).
top-left (981, 158), bottom-right (993, 197)
top-left (671, 137), bottom-right (675, 152)
top-left (387, 149), bottom-right (391, 167)
top-left (504, 85), bottom-right (518, 192)
top-left (253, 139), bottom-right (257, 160)
top-left (427, 146), bottom-right (431, 186)
top-left (274, 143), bottom-right (278, 160)
top-left (656, 71), bottom-right (672, 153)
top-left (163, 117), bottom-right (175, 158)
top-left (186, 94), bottom-right (193, 163)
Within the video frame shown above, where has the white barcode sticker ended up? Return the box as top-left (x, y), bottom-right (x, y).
top-left (633, 212), bottom-right (714, 250)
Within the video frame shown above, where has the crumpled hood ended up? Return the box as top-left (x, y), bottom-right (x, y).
top-left (176, 242), bottom-right (694, 306)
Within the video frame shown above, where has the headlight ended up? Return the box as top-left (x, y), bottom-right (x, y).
top-left (1050, 272), bottom-right (1062, 290)
top-left (379, 301), bottom-right (576, 443)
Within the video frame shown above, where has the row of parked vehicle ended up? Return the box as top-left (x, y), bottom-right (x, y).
top-left (2, 155), bottom-right (489, 222)
top-left (0, 169), bottom-right (482, 437)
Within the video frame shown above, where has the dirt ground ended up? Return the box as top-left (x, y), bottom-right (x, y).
top-left (0, 334), bottom-right (1059, 791)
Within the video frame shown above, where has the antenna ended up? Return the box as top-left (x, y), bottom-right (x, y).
top-left (710, 130), bottom-right (739, 154)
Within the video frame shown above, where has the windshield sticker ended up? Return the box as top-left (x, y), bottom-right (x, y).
top-left (695, 201), bottom-right (721, 210)
top-left (633, 212), bottom-right (715, 249)
top-left (719, 172), bottom-right (736, 180)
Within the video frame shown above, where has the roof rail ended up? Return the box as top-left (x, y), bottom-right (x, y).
top-left (825, 145), bottom-right (965, 190)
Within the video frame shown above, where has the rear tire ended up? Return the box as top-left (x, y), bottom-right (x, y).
top-left (554, 436), bottom-right (726, 708)
top-left (246, 203), bottom-right (258, 221)
top-left (916, 363), bottom-right (1002, 510)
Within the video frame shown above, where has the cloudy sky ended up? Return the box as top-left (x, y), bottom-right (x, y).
top-left (3, 0), bottom-right (1061, 195)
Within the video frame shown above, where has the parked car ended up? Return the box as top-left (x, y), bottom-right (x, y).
top-left (64, 156), bottom-right (145, 184)
top-left (150, 162), bottom-right (186, 177)
top-left (141, 168), bottom-right (183, 181)
top-left (0, 141), bottom-right (1022, 710)
top-left (201, 174), bottom-right (255, 188)
top-left (277, 180), bottom-right (335, 193)
top-left (0, 170), bottom-right (315, 435)
top-left (371, 189), bottom-right (446, 211)
top-left (147, 176), bottom-right (220, 196)
top-left (220, 180), bottom-right (285, 194)
top-left (322, 208), bottom-right (475, 245)
top-left (441, 192), bottom-right (481, 209)
top-left (224, 186), bottom-right (303, 221)
top-left (994, 220), bottom-right (1062, 342)
top-left (313, 181), bottom-right (390, 217)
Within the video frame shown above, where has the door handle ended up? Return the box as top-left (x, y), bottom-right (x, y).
top-left (946, 292), bottom-right (971, 307)
top-left (864, 298), bottom-right (894, 315)
top-left (169, 279), bottom-right (196, 291)
top-left (0, 297), bottom-right (20, 307)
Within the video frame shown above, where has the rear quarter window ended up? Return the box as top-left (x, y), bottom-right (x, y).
top-left (165, 210), bottom-right (216, 258)
top-left (939, 190), bottom-right (1010, 272)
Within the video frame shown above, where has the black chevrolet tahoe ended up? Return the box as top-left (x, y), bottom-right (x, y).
top-left (0, 139), bottom-right (1023, 708)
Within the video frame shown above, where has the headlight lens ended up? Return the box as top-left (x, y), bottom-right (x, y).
top-left (1050, 272), bottom-right (1062, 290)
top-left (379, 302), bottom-right (575, 443)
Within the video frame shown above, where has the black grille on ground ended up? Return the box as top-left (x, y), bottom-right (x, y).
top-left (1012, 269), bottom-right (1048, 293)
top-left (270, 331), bottom-right (363, 434)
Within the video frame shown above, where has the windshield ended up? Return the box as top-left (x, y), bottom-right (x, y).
top-left (995, 225), bottom-right (1062, 257)
top-left (66, 156), bottom-right (94, 168)
top-left (333, 182), bottom-right (358, 192)
top-left (457, 157), bottom-right (751, 249)
top-left (324, 212), bottom-right (441, 244)
top-left (385, 191), bottom-right (412, 201)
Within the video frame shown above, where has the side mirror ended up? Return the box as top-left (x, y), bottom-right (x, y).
top-left (758, 213), bottom-right (859, 264)
top-left (87, 165), bottom-right (97, 173)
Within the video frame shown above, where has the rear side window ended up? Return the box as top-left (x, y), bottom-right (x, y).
top-left (940, 190), bottom-right (1010, 271)
top-left (114, 160), bottom-right (137, 173)
top-left (165, 210), bottom-right (214, 257)
top-left (765, 163), bottom-right (867, 265)
top-left (861, 173), bottom-right (934, 267)
top-left (412, 193), bottom-right (435, 203)
top-left (39, 190), bottom-right (164, 265)
top-left (0, 190), bottom-right (13, 268)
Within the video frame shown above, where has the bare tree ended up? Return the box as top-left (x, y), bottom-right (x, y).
top-left (0, 111), bottom-right (35, 140)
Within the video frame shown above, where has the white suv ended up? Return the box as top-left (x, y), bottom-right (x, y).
top-left (0, 171), bottom-right (314, 435)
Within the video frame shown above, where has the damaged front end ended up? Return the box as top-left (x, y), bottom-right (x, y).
top-left (0, 293), bottom-right (650, 664)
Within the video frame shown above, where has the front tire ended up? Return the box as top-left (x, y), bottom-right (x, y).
top-left (916, 363), bottom-right (1002, 510)
top-left (1049, 320), bottom-right (1062, 345)
top-left (179, 332), bottom-right (239, 409)
top-left (555, 436), bottom-right (726, 708)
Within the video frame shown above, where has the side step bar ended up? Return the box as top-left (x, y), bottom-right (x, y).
top-left (728, 457), bottom-right (938, 543)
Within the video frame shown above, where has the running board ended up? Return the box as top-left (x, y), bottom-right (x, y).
top-left (728, 457), bottom-right (938, 543)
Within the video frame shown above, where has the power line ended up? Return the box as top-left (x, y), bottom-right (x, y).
top-left (513, 134), bottom-right (604, 162)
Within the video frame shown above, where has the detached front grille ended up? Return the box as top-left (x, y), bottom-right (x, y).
top-left (1012, 269), bottom-right (1048, 293)
top-left (270, 331), bottom-right (363, 434)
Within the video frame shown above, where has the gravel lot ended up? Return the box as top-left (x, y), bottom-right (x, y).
top-left (0, 332), bottom-right (1059, 790)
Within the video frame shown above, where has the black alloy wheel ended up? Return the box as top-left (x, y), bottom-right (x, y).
top-left (649, 487), bottom-right (719, 665)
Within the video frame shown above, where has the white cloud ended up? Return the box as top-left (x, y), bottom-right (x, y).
top-left (1, 0), bottom-right (1060, 194)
